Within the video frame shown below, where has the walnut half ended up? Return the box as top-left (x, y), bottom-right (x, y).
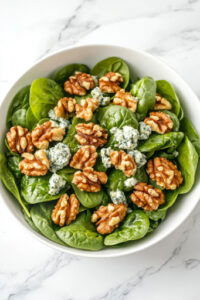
top-left (130, 182), bottom-right (165, 211)
top-left (19, 150), bottom-right (50, 176)
top-left (75, 98), bottom-right (99, 121)
top-left (54, 97), bottom-right (76, 118)
top-left (6, 126), bottom-right (34, 154)
top-left (113, 89), bottom-right (137, 112)
top-left (110, 150), bottom-right (137, 177)
top-left (52, 194), bottom-right (80, 226)
top-left (99, 72), bottom-right (123, 93)
top-left (64, 72), bottom-right (95, 96)
top-left (75, 122), bottom-right (108, 147)
top-left (70, 145), bottom-right (98, 169)
top-left (144, 112), bottom-right (173, 134)
top-left (91, 203), bottom-right (127, 234)
top-left (154, 94), bottom-right (172, 110)
top-left (72, 167), bottom-right (107, 192)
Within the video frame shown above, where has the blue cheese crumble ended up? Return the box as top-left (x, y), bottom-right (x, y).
top-left (48, 109), bottom-right (70, 129)
top-left (110, 126), bottom-right (139, 150)
top-left (91, 87), bottom-right (110, 106)
top-left (110, 190), bottom-right (127, 204)
top-left (47, 142), bottom-right (71, 173)
top-left (124, 177), bottom-right (138, 188)
top-left (100, 147), bottom-right (112, 168)
top-left (139, 122), bottom-right (151, 140)
top-left (48, 173), bottom-right (66, 195)
top-left (128, 150), bottom-right (146, 168)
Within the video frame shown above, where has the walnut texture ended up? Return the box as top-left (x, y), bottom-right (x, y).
top-left (99, 72), bottom-right (123, 93)
top-left (54, 97), bottom-right (76, 118)
top-left (144, 111), bottom-right (173, 134)
top-left (6, 126), bottom-right (34, 154)
top-left (91, 203), bottom-right (127, 234)
top-left (19, 150), bottom-right (49, 176)
top-left (64, 72), bottom-right (95, 96)
top-left (75, 122), bottom-right (107, 147)
top-left (75, 98), bottom-right (99, 121)
top-left (147, 157), bottom-right (183, 190)
top-left (110, 150), bottom-right (137, 177)
top-left (51, 194), bottom-right (80, 226)
top-left (70, 145), bottom-right (98, 169)
top-left (32, 121), bottom-right (65, 149)
top-left (72, 167), bottom-right (107, 192)
top-left (130, 182), bottom-right (165, 211)
top-left (113, 89), bottom-right (137, 112)
top-left (154, 94), bottom-right (172, 110)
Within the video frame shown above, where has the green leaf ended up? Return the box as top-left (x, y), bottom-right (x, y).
top-left (21, 175), bottom-right (67, 204)
top-left (97, 105), bottom-right (138, 132)
top-left (104, 210), bottom-right (149, 246)
top-left (156, 80), bottom-right (183, 118)
top-left (72, 184), bottom-right (109, 208)
top-left (163, 110), bottom-right (180, 132)
top-left (158, 190), bottom-right (179, 211)
top-left (53, 63), bottom-right (90, 86)
top-left (30, 203), bottom-right (65, 245)
top-left (57, 167), bottom-right (76, 183)
top-left (0, 152), bottom-right (30, 217)
top-left (91, 57), bottom-right (130, 89)
top-left (145, 209), bottom-right (166, 221)
top-left (30, 78), bottom-right (64, 120)
top-left (7, 155), bottom-right (22, 179)
top-left (138, 132), bottom-right (184, 153)
top-left (63, 117), bottom-right (81, 153)
top-left (11, 109), bottom-right (27, 127)
top-left (131, 77), bottom-right (156, 119)
top-left (180, 117), bottom-right (200, 156)
top-left (26, 107), bottom-right (38, 130)
top-left (56, 211), bottom-right (104, 251)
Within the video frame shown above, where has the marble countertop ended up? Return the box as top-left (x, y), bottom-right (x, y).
top-left (0, 0), bottom-right (200, 299)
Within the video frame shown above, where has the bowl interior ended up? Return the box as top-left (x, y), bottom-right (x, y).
top-left (0, 44), bottom-right (199, 257)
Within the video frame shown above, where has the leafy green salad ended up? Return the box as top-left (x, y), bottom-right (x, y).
top-left (0, 56), bottom-right (199, 251)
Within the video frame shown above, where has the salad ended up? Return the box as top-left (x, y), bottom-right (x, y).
top-left (0, 57), bottom-right (199, 251)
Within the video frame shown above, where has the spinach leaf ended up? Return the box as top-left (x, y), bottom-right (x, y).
top-left (72, 184), bottom-right (109, 208)
top-left (63, 117), bottom-right (82, 153)
top-left (7, 155), bottom-right (22, 179)
top-left (30, 78), bottom-right (64, 120)
top-left (21, 175), bottom-right (67, 204)
top-left (26, 107), bottom-right (38, 130)
top-left (57, 167), bottom-right (76, 183)
top-left (163, 110), bottom-right (180, 132)
top-left (177, 137), bottom-right (198, 194)
top-left (56, 211), bottom-right (104, 250)
top-left (91, 57), bottom-right (130, 89)
top-left (180, 117), bottom-right (200, 156)
top-left (158, 190), bottom-right (179, 211)
top-left (23, 210), bottom-right (41, 234)
top-left (104, 210), bottom-right (149, 246)
top-left (53, 64), bottom-right (90, 86)
top-left (11, 109), bottom-right (27, 127)
top-left (30, 202), bottom-right (65, 245)
top-left (0, 153), bottom-right (30, 217)
top-left (131, 77), bottom-right (156, 119)
top-left (97, 105), bottom-right (138, 132)
top-left (6, 85), bottom-right (30, 127)
top-left (138, 132), bottom-right (184, 153)
top-left (156, 80), bottom-right (183, 118)
top-left (145, 209), bottom-right (166, 221)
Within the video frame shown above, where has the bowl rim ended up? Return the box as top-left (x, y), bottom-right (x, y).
top-left (0, 43), bottom-right (199, 258)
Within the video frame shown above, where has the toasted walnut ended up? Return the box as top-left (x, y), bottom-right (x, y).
top-left (75, 98), bottom-right (99, 121)
top-left (72, 167), bottom-right (107, 192)
top-left (130, 182), bottom-right (165, 211)
top-left (54, 97), bottom-right (76, 118)
top-left (147, 157), bottom-right (183, 190)
top-left (113, 89), bottom-right (137, 112)
top-left (70, 146), bottom-right (98, 169)
top-left (154, 94), bottom-right (172, 110)
top-left (75, 122), bottom-right (107, 147)
top-left (99, 72), bottom-right (123, 93)
top-left (110, 150), bottom-right (137, 177)
top-left (64, 72), bottom-right (95, 96)
top-left (6, 126), bottom-right (34, 154)
top-left (91, 203), bottom-right (127, 234)
top-left (51, 194), bottom-right (80, 226)
top-left (19, 150), bottom-right (49, 176)
top-left (32, 121), bottom-right (65, 149)
top-left (144, 112), bottom-right (173, 134)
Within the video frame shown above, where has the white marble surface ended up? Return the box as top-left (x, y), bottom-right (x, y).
top-left (0, 0), bottom-right (200, 299)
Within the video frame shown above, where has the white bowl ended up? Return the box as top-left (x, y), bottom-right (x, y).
top-left (0, 44), bottom-right (199, 258)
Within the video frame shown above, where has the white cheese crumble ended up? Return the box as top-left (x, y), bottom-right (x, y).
top-left (139, 122), bottom-right (152, 140)
top-left (48, 109), bottom-right (70, 129)
top-left (47, 142), bottom-right (71, 173)
top-left (109, 190), bottom-right (127, 204)
top-left (124, 177), bottom-right (138, 188)
top-left (128, 150), bottom-right (147, 168)
top-left (48, 173), bottom-right (66, 195)
top-left (110, 126), bottom-right (139, 150)
top-left (91, 87), bottom-right (110, 106)
top-left (100, 147), bottom-right (112, 168)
